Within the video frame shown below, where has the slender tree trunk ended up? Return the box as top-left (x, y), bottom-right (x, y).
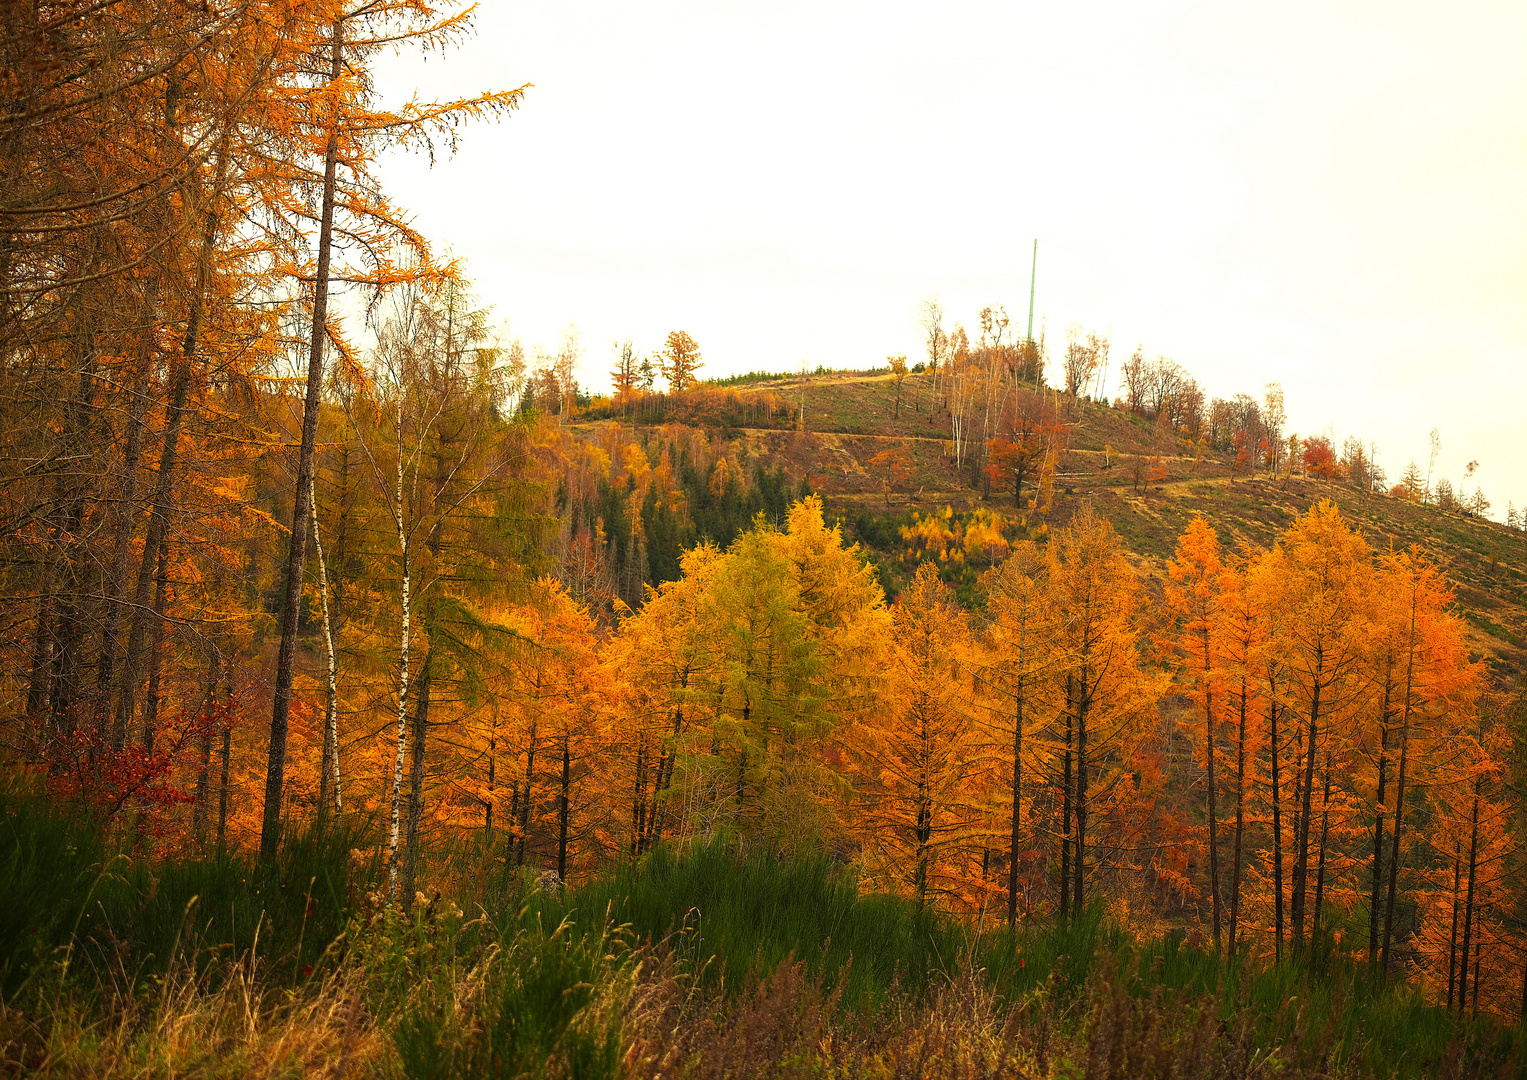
top-left (116, 141), bottom-right (225, 753)
top-left (914, 784), bottom-right (931, 905)
top-left (486, 713), bottom-right (497, 839)
top-left (95, 327), bottom-right (155, 733)
top-left (115, 378), bottom-right (184, 754)
top-left (1204, 654), bottom-right (1221, 950)
top-left (193, 650), bottom-right (219, 841)
top-left (646, 699), bottom-right (686, 851)
top-left (1073, 669), bottom-right (1089, 913)
top-left (1520, 957), bottom-right (1527, 1029)
top-left (517, 720), bottom-right (537, 868)
top-left (261, 18), bottom-right (345, 860)
top-left (1382, 594), bottom-right (1421, 974)
top-left (1459, 779), bottom-right (1481, 1015)
top-left (48, 363), bottom-right (97, 745)
top-left (1291, 655), bottom-right (1323, 954)
top-left (1312, 754), bottom-right (1333, 941)
top-left (401, 651), bottom-right (432, 902)
top-left (1268, 679), bottom-right (1285, 962)
top-left (1229, 677), bottom-right (1249, 954)
top-left (631, 739), bottom-right (647, 856)
top-left (1473, 939), bottom-right (1482, 1016)
top-left (507, 779), bottom-right (520, 863)
top-left (1060, 675), bottom-right (1073, 920)
top-left (140, 540), bottom-right (170, 754)
top-left (217, 722), bottom-right (231, 857)
top-left (384, 530), bottom-right (412, 902)
top-left (25, 539), bottom-right (58, 738)
top-left (557, 731), bottom-right (571, 881)
top-left (1008, 682), bottom-right (1025, 929)
top-left (311, 477), bottom-right (342, 824)
top-left (1369, 662), bottom-right (1394, 966)
top-left (1447, 839), bottom-right (1461, 1010)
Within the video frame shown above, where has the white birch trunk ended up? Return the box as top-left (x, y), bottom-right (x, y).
top-left (309, 478), bottom-right (342, 813)
top-left (386, 416), bottom-right (412, 904)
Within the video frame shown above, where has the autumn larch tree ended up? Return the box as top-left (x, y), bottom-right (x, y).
top-left (1166, 516), bottom-right (1228, 949)
top-left (981, 541), bottom-right (1059, 926)
top-left (852, 561), bottom-right (983, 906)
top-left (1044, 503), bottom-right (1158, 915)
top-left (1249, 500), bottom-right (1373, 953)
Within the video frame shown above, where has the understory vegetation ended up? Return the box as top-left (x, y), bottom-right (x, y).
top-left (2, 796), bottom-right (1520, 1079)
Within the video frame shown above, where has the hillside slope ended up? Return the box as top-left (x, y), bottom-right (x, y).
top-left (572, 369), bottom-right (1527, 681)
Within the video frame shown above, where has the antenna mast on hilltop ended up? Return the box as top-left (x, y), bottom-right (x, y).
top-left (1026, 239), bottom-right (1040, 387)
top-left (1026, 238), bottom-right (1038, 345)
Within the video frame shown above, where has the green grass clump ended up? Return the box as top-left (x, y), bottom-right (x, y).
top-left (0, 790), bottom-right (369, 995)
top-left (522, 839), bottom-right (960, 1008)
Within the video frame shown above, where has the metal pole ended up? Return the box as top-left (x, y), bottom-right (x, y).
top-left (1026, 238), bottom-right (1038, 344)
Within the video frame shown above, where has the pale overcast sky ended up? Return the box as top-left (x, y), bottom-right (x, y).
top-left (370, 1), bottom-right (1527, 519)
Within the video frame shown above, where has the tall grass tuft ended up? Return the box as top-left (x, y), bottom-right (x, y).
top-left (0, 789), bottom-right (373, 995)
top-left (522, 838), bottom-right (961, 1008)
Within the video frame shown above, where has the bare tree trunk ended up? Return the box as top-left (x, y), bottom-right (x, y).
top-left (1060, 675), bottom-right (1073, 920)
top-left (1447, 840), bottom-right (1461, 1010)
top-left (48, 362), bottom-right (98, 745)
top-left (1268, 678), bottom-right (1285, 962)
top-left (517, 721), bottom-right (537, 869)
top-left (95, 326), bottom-right (155, 734)
top-left (115, 144), bottom-right (225, 754)
top-left (311, 477), bottom-right (342, 824)
top-left (914, 768), bottom-right (931, 907)
top-left (1228, 678), bottom-right (1249, 954)
top-left (217, 722), bottom-right (231, 857)
top-left (557, 731), bottom-right (571, 881)
top-left (1312, 754), bottom-right (1333, 940)
top-left (194, 651), bottom-right (219, 841)
top-left (1473, 938), bottom-right (1482, 1016)
top-left (25, 538), bottom-right (58, 738)
top-left (1382, 592), bottom-right (1422, 974)
top-left (1369, 662), bottom-right (1394, 966)
top-left (1291, 653), bottom-right (1324, 954)
top-left (401, 651), bottom-right (432, 902)
top-left (1073, 670), bottom-right (1089, 913)
top-left (485, 710), bottom-right (497, 839)
top-left (1204, 657), bottom-right (1221, 950)
top-left (114, 371), bottom-right (185, 753)
top-left (631, 739), bottom-right (647, 856)
top-left (646, 692), bottom-right (688, 852)
top-left (384, 512), bottom-right (412, 902)
top-left (1459, 779), bottom-right (1481, 1015)
top-left (1520, 955), bottom-right (1527, 1028)
top-left (261, 17), bottom-right (344, 860)
top-left (507, 779), bottom-right (520, 864)
top-left (1008, 685), bottom-right (1025, 929)
top-left (140, 541), bottom-right (170, 754)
